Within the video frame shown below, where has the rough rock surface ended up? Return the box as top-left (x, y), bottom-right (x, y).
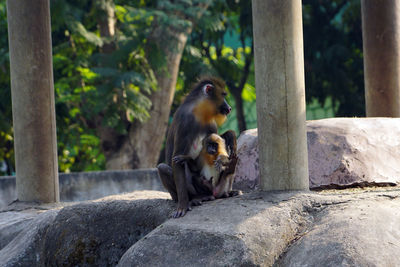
top-left (277, 194), bottom-right (400, 266)
top-left (233, 118), bottom-right (400, 190)
top-left (118, 188), bottom-right (400, 266)
top-left (118, 192), bottom-right (312, 267)
top-left (1, 189), bottom-right (400, 266)
top-left (0, 191), bottom-right (173, 267)
top-left (233, 128), bottom-right (259, 190)
top-left (0, 210), bottom-right (41, 250)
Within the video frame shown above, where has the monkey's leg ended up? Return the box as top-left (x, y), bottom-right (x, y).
top-left (172, 162), bottom-right (190, 218)
top-left (187, 175), bottom-right (215, 206)
top-left (225, 154), bottom-right (241, 197)
top-left (183, 161), bottom-right (197, 196)
top-left (157, 163), bottom-right (178, 202)
top-left (190, 178), bottom-right (215, 205)
top-left (173, 157), bottom-right (205, 207)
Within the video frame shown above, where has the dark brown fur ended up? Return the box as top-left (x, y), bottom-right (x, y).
top-left (173, 130), bottom-right (241, 200)
top-left (212, 130), bottom-right (242, 198)
top-left (157, 77), bottom-right (231, 218)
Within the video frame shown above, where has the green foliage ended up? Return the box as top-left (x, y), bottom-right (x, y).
top-left (51, 0), bottom-right (162, 172)
top-left (0, 2), bottom-right (14, 175)
top-left (0, 0), bottom-right (219, 174)
top-left (303, 0), bottom-right (365, 116)
top-left (0, 0), bottom-right (367, 174)
top-left (177, 0), bottom-right (254, 133)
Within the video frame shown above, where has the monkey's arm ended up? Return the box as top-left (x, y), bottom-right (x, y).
top-left (224, 152), bottom-right (238, 175)
top-left (212, 130), bottom-right (241, 198)
top-left (173, 154), bottom-right (202, 195)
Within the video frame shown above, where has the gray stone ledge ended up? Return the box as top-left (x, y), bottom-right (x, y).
top-left (1, 188), bottom-right (400, 266)
top-left (0, 169), bottom-right (164, 208)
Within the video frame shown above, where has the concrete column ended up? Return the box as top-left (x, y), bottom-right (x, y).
top-left (362, 0), bottom-right (400, 117)
top-left (252, 0), bottom-right (309, 190)
top-left (7, 0), bottom-right (59, 202)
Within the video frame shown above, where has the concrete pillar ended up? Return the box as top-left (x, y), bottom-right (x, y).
top-left (252, 0), bottom-right (309, 190)
top-left (362, 0), bottom-right (400, 117)
top-left (7, 0), bottom-right (59, 202)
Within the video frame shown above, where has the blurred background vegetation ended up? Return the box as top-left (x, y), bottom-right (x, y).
top-left (0, 0), bottom-right (364, 175)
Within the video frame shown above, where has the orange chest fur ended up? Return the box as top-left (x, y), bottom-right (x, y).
top-left (193, 99), bottom-right (226, 126)
top-left (202, 150), bottom-right (217, 166)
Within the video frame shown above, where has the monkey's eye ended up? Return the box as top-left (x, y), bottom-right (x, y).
top-left (203, 84), bottom-right (214, 95)
top-left (222, 92), bottom-right (227, 97)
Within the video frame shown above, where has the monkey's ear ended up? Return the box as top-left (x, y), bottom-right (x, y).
top-left (203, 84), bottom-right (214, 95)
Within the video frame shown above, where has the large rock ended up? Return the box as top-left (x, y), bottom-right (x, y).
top-left (1, 188), bottom-right (400, 266)
top-left (234, 118), bottom-right (400, 190)
top-left (0, 210), bottom-right (41, 250)
top-left (277, 196), bottom-right (400, 266)
top-left (0, 191), bottom-right (173, 267)
top-left (118, 189), bottom-right (400, 266)
top-left (118, 192), bottom-right (313, 267)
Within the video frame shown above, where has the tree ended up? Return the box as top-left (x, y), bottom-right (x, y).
top-left (51, 0), bottom-right (159, 171)
top-left (104, 0), bottom-right (212, 169)
top-left (0, 2), bottom-right (14, 175)
top-left (52, 0), bottom-right (212, 170)
top-left (179, 0), bottom-right (254, 133)
top-left (303, 0), bottom-right (365, 116)
top-left (0, 0), bottom-right (366, 174)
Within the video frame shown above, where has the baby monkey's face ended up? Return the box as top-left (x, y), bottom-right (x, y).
top-left (206, 141), bottom-right (219, 155)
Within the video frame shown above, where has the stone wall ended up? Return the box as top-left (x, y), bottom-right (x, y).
top-left (0, 169), bottom-right (164, 208)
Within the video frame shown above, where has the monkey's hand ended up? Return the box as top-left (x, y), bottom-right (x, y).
top-left (214, 155), bottom-right (229, 173)
top-left (189, 194), bottom-right (215, 207)
top-left (229, 190), bottom-right (242, 197)
top-left (214, 159), bottom-right (224, 173)
top-left (172, 155), bottom-right (187, 165)
top-left (225, 153), bottom-right (238, 174)
top-left (229, 151), bottom-right (238, 161)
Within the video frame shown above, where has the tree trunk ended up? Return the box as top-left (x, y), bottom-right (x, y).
top-left (97, 0), bottom-right (116, 54)
top-left (104, 2), bottom-right (211, 169)
top-left (93, 0), bottom-right (122, 167)
top-left (105, 27), bottom-right (191, 169)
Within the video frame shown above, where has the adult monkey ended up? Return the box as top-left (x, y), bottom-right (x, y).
top-left (157, 77), bottom-right (231, 218)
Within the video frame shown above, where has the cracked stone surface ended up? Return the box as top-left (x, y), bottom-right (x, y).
top-left (1, 188), bottom-right (399, 266)
top-left (277, 197), bottom-right (400, 267)
top-left (0, 191), bottom-right (174, 267)
top-left (233, 118), bottom-right (400, 190)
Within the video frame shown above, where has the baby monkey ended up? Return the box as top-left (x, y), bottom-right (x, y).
top-left (172, 130), bottom-right (240, 200)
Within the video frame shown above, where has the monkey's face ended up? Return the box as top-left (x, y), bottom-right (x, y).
top-left (202, 82), bottom-right (231, 126)
top-left (191, 78), bottom-right (231, 126)
top-left (206, 141), bottom-right (218, 155)
top-left (203, 133), bottom-right (228, 157)
top-left (203, 84), bottom-right (232, 115)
